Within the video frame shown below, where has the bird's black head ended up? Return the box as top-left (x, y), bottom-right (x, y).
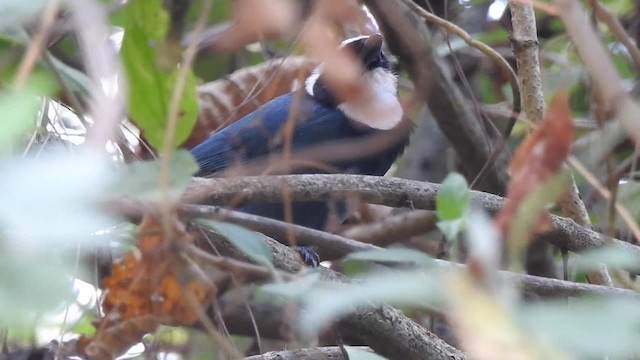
top-left (304, 33), bottom-right (403, 130)
top-left (340, 33), bottom-right (390, 71)
top-left (305, 33), bottom-right (394, 108)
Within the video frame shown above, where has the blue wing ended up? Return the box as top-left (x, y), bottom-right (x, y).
top-left (191, 92), bottom-right (371, 177)
top-left (190, 91), bottom-right (411, 232)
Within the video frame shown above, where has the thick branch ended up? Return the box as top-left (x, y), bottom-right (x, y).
top-left (243, 347), bottom-right (369, 360)
top-left (179, 174), bottom-right (640, 258)
top-left (186, 204), bottom-right (636, 298)
top-left (204, 230), bottom-right (467, 360)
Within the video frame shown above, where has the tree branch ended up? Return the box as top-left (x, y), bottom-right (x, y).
top-left (243, 346), bottom-right (368, 360)
top-left (178, 174), bottom-right (640, 259)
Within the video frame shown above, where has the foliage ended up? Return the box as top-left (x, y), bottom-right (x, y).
top-left (1, 0), bottom-right (640, 358)
top-left (121, 0), bottom-right (199, 150)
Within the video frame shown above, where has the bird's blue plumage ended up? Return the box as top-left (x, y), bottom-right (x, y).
top-left (191, 92), bottom-right (409, 232)
top-left (192, 92), bottom-right (405, 178)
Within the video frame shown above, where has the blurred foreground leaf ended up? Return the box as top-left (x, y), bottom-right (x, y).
top-left (197, 220), bottom-right (273, 266)
top-left (109, 149), bottom-right (197, 201)
top-left (344, 248), bottom-right (434, 266)
top-left (0, 73), bottom-right (56, 149)
top-left (519, 297), bottom-right (640, 358)
top-left (345, 346), bottom-right (389, 360)
top-left (293, 269), bottom-right (443, 338)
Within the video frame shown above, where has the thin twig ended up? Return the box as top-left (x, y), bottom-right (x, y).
top-left (554, 0), bottom-right (640, 143)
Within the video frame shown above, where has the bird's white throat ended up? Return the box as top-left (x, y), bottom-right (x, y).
top-left (304, 66), bottom-right (403, 130)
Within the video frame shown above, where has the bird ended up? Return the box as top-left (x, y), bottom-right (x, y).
top-left (191, 33), bottom-right (412, 265)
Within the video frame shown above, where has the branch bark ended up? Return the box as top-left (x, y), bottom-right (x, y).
top-left (177, 174), bottom-right (640, 259)
top-left (243, 346), bottom-right (369, 360)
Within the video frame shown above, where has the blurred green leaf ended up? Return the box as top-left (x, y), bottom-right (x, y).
top-left (0, 0), bottom-right (47, 29)
top-left (437, 173), bottom-right (470, 220)
top-left (475, 28), bottom-right (509, 45)
top-left (109, 149), bottom-right (198, 201)
top-left (341, 259), bottom-right (369, 277)
top-left (519, 297), bottom-right (640, 358)
top-left (298, 269), bottom-right (443, 338)
top-left (261, 272), bottom-right (321, 298)
top-left (197, 220), bottom-right (273, 266)
top-left (0, 252), bottom-right (77, 327)
top-left (121, 0), bottom-right (199, 150)
top-left (436, 172), bottom-right (470, 240)
top-left (46, 55), bottom-right (91, 97)
top-left (0, 152), bottom-right (115, 250)
top-left (345, 248), bottom-right (433, 266)
top-left (72, 311), bottom-right (97, 336)
top-left (575, 247), bottom-right (640, 271)
top-left (0, 73), bottom-right (56, 149)
top-left (344, 347), bottom-right (389, 360)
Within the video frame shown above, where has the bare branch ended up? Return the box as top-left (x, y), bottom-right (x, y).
top-left (243, 346), bottom-right (367, 360)
top-left (178, 174), bottom-right (640, 259)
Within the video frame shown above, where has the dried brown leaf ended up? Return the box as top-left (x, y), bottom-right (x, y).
top-left (495, 91), bottom-right (574, 237)
top-left (81, 214), bottom-right (210, 359)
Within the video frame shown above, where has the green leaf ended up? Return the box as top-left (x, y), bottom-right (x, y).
top-left (299, 269), bottom-right (444, 338)
top-left (436, 173), bottom-right (470, 220)
top-left (344, 347), bottom-right (389, 360)
top-left (72, 311), bottom-right (97, 336)
top-left (121, 0), bottom-right (199, 150)
top-left (436, 172), bottom-right (470, 240)
top-left (197, 220), bottom-right (273, 266)
top-left (345, 248), bottom-right (433, 266)
top-left (109, 149), bottom-right (198, 201)
top-left (518, 297), bottom-right (640, 358)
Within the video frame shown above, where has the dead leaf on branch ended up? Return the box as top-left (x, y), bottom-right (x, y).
top-left (494, 91), bottom-right (574, 238)
top-left (78, 214), bottom-right (210, 359)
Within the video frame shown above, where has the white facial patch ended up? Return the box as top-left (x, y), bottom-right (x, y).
top-left (304, 35), bottom-right (404, 130)
top-left (340, 35), bottom-right (369, 47)
top-left (305, 66), bottom-right (322, 97)
top-left (337, 68), bottom-right (403, 130)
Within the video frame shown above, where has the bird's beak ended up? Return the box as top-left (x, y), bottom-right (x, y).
top-left (361, 33), bottom-right (384, 68)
